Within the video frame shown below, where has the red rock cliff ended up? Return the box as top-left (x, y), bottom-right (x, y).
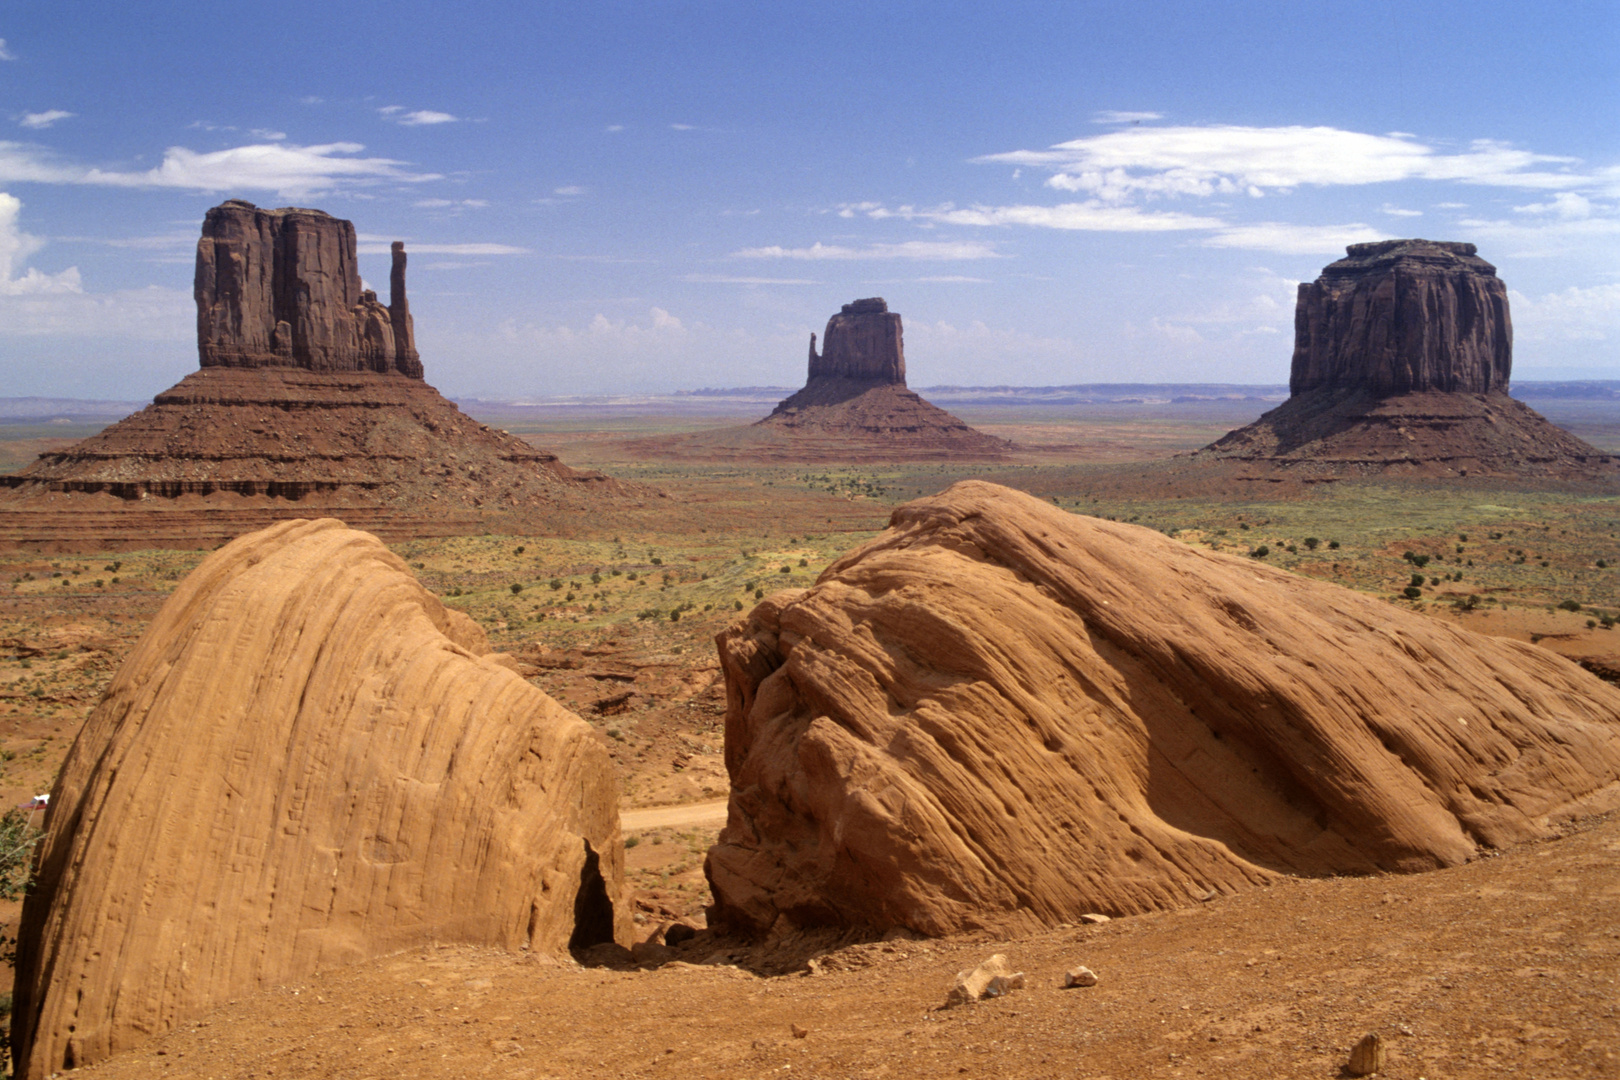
top-left (807, 297), bottom-right (906, 384)
top-left (1290, 239), bottom-right (1511, 396)
top-left (195, 200), bottom-right (421, 377)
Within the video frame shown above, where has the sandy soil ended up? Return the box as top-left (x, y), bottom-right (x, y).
top-left (68, 810), bottom-right (1620, 1080)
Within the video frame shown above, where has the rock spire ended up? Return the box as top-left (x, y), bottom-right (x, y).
top-left (1290, 239), bottom-right (1511, 396)
top-left (194, 200), bottom-right (421, 377)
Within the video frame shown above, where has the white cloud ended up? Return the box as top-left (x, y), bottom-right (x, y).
top-left (1454, 213), bottom-right (1620, 257)
top-left (913, 275), bottom-right (991, 283)
top-left (670, 123), bottom-right (695, 131)
top-left (681, 274), bottom-right (819, 284)
top-left (732, 239), bottom-right (1001, 261)
top-left (412, 198), bottom-right (489, 209)
top-left (396, 110), bottom-right (458, 126)
top-left (249, 128), bottom-right (287, 141)
top-left (605, 124), bottom-right (624, 133)
top-left (355, 236), bottom-right (529, 256)
top-left (979, 125), bottom-right (1589, 201)
top-left (1381, 204), bottom-right (1423, 217)
top-left (1203, 222), bottom-right (1388, 255)
top-left (19, 110), bottom-right (74, 130)
top-left (0, 191), bottom-right (79, 295)
top-left (553, 185), bottom-right (586, 196)
top-left (0, 140), bottom-right (439, 197)
top-left (1510, 283), bottom-right (1620, 343)
top-left (1513, 192), bottom-right (1593, 219)
top-left (1093, 111), bottom-right (1163, 124)
top-left (0, 40), bottom-right (14, 61)
top-left (924, 201), bottom-right (1223, 232)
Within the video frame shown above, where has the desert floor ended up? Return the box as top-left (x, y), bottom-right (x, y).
top-left (1, 396), bottom-right (1618, 1078)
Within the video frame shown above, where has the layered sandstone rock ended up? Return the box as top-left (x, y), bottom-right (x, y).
top-left (707, 481), bottom-right (1620, 938)
top-left (807, 297), bottom-right (906, 384)
top-left (1291, 240), bottom-right (1509, 396)
top-left (747, 298), bottom-right (1008, 460)
top-left (10, 519), bottom-right (630, 1076)
top-left (1195, 240), bottom-right (1612, 478)
top-left (196, 199), bottom-right (421, 377)
top-left (1, 202), bottom-right (644, 543)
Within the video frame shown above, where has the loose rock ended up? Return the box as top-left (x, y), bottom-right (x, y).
top-left (1063, 966), bottom-right (1099, 988)
top-left (944, 954), bottom-right (1025, 1007)
top-left (1347, 1032), bottom-right (1386, 1076)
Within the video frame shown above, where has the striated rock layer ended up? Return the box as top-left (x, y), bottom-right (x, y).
top-left (196, 200), bottom-right (421, 376)
top-left (1291, 240), bottom-right (1510, 396)
top-left (708, 481), bottom-right (1620, 938)
top-left (1, 201), bottom-right (647, 546)
top-left (1194, 240), bottom-right (1613, 479)
top-left (748, 298), bottom-right (1009, 460)
top-left (10, 519), bottom-right (630, 1077)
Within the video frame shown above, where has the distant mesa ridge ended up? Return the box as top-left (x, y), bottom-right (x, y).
top-left (196, 200), bottom-right (421, 378)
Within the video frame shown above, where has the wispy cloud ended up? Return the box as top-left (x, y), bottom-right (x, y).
top-left (398, 110), bottom-right (458, 126)
top-left (605, 124), bottom-right (624, 133)
top-left (356, 235), bottom-right (529, 256)
top-left (413, 197), bottom-right (489, 209)
top-left (670, 123), bottom-right (695, 131)
top-left (0, 191), bottom-right (83, 297)
top-left (1513, 192), bottom-right (1592, 219)
top-left (19, 110), bottom-right (74, 130)
top-left (732, 239), bottom-right (1001, 261)
top-left (0, 40), bottom-right (14, 61)
top-left (979, 125), bottom-right (1589, 200)
top-left (680, 274), bottom-right (819, 285)
top-left (922, 201), bottom-right (1223, 232)
top-left (1511, 283), bottom-right (1620, 343)
top-left (553, 185), bottom-right (586, 196)
top-left (1093, 111), bottom-right (1162, 124)
top-left (0, 140), bottom-right (440, 197)
top-left (1380, 204), bottom-right (1423, 217)
top-left (1202, 222), bottom-right (1388, 255)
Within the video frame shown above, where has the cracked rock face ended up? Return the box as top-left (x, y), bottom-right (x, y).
top-left (1290, 239), bottom-right (1511, 397)
top-left (807, 297), bottom-right (906, 385)
top-left (10, 520), bottom-right (628, 1076)
top-left (707, 481), bottom-right (1620, 939)
top-left (195, 200), bottom-right (421, 377)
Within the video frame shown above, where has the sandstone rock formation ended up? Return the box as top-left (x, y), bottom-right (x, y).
top-left (747, 298), bottom-right (1008, 460)
top-left (195, 200), bottom-right (421, 377)
top-left (708, 481), bottom-right (1620, 938)
top-left (10, 519), bottom-right (630, 1076)
top-left (1, 201), bottom-right (644, 546)
top-left (1195, 240), bottom-right (1613, 479)
top-left (1291, 240), bottom-right (1510, 396)
top-left (807, 297), bottom-right (906, 384)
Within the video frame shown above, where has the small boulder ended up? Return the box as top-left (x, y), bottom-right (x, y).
top-left (944, 954), bottom-right (1025, 1007)
top-left (1063, 966), bottom-right (1099, 988)
top-left (1347, 1032), bottom-right (1385, 1076)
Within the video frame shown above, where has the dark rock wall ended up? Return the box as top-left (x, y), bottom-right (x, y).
top-left (808, 297), bottom-right (906, 384)
top-left (195, 200), bottom-right (421, 377)
top-left (1290, 240), bottom-right (1512, 397)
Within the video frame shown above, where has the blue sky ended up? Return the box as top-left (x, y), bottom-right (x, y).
top-left (1, 1), bottom-right (1616, 399)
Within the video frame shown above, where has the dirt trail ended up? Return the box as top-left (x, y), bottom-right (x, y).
top-left (621, 798), bottom-right (728, 832)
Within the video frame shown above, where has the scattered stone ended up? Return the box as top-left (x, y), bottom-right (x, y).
top-left (1347, 1032), bottom-right (1386, 1076)
top-left (1062, 966), bottom-right (1099, 988)
top-left (791, 1024), bottom-right (809, 1039)
top-left (1079, 913), bottom-right (1111, 925)
top-left (944, 954), bottom-right (1025, 1007)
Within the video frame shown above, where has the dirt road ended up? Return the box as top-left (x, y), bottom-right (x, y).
top-left (620, 797), bottom-right (728, 832)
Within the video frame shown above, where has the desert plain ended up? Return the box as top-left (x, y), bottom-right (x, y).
top-left (1, 387), bottom-right (1618, 1079)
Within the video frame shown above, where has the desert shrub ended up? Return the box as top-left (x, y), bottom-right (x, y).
top-left (1458, 534), bottom-right (1468, 542)
top-left (1250, 545), bottom-right (1270, 559)
top-left (1304, 537), bottom-right (1319, 550)
top-left (1602, 614), bottom-right (1616, 629)
top-left (1599, 560), bottom-right (1609, 569)
top-left (779, 565), bottom-right (791, 574)
top-left (1286, 544), bottom-right (1298, 554)
top-left (650, 557), bottom-right (663, 566)
top-left (1328, 540), bottom-right (1340, 550)
top-left (733, 599), bottom-right (743, 610)
top-left (1403, 586), bottom-right (1423, 600)
top-left (624, 835), bottom-right (639, 848)
top-left (669, 610), bottom-right (681, 622)
top-left (1558, 599), bottom-right (1582, 612)
top-left (1454, 594), bottom-right (1481, 612)
top-left (799, 558), bottom-right (808, 567)
top-left (1429, 576), bottom-right (1440, 587)
top-left (591, 572), bottom-right (601, 584)
top-left (513, 546), bottom-right (525, 555)
top-left (565, 592), bottom-right (575, 602)
top-left (1588, 619), bottom-right (1598, 629)
top-left (754, 588), bottom-right (764, 599)
top-left (1410, 574), bottom-right (1425, 588)
top-left (549, 578), bottom-right (562, 590)
top-left (510, 583), bottom-right (523, 595)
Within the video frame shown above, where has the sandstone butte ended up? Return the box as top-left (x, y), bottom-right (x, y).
top-left (1194, 239), bottom-right (1615, 479)
top-left (9, 518), bottom-right (630, 1078)
top-left (0, 200), bottom-right (642, 550)
top-left (708, 481), bottom-right (1620, 938)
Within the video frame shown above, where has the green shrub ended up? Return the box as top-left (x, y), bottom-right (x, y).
top-left (1251, 545), bottom-right (1270, 559)
top-left (734, 599), bottom-right (743, 610)
top-left (1403, 586), bottom-right (1423, 600)
top-left (550, 578), bottom-right (563, 590)
top-left (1558, 599), bottom-right (1582, 612)
top-left (1303, 537), bottom-right (1319, 550)
top-left (510, 583), bottom-right (523, 595)
top-left (1410, 573), bottom-right (1425, 588)
top-left (1328, 540), bottom-right (1340, 550)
